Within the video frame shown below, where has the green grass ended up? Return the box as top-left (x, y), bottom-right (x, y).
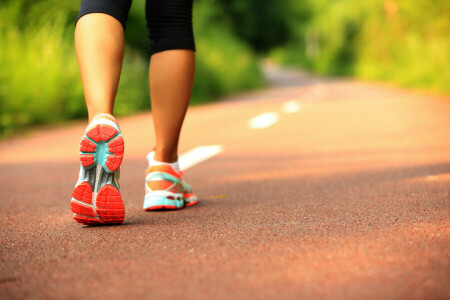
top-left (192, 0), bottom-right (264, 103)
top-left (270, 0), bottom-right (450, 94)
top-left (0, 1), bottom-right (84, 136)
top-left (0, 0), bottom-right (264, 137)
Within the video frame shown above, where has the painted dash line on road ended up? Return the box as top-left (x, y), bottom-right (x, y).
top-left (248, 112), bottom-right (279, 129)
top-left (179, 145), bottom-right (224, 171)
top-left (281, 99), bottom-right (302, 114)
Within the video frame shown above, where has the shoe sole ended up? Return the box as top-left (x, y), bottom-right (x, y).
top-left (185, 200), bottom-right (198, 207)
top-left (143, 194), bottom-right (198, 211)
top-left (184, 193), bottom-right (198, 207)
top-left (71, 124), bottom-right (125, 225)
top-left (143, 195), bottom-right (184, 211)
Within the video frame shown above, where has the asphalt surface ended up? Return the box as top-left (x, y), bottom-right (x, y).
top-left (1, 65), bottom-right (449, 299)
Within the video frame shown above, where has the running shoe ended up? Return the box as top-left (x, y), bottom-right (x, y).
top-left (143, 153), bottom-right (198, 210)
top-left (71, 113), bottom-right (125, 225)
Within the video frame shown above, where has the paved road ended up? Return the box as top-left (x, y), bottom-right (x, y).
top-left (1, 66), bottom-right (449, 299)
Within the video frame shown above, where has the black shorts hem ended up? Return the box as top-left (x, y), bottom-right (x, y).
top-left (151, 43), bottom-right (196, 55)
top-left (76, 10), bottom-right (128, 30)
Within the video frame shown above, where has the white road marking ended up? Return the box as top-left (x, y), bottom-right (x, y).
top-left (248, 112), bottom-right (279, 129)
top-left (178, 145), bottom-right (224, 171)
top-left (281, 100), bottom-right (302, 114)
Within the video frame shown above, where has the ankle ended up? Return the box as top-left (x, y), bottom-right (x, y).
top-left (88, 110), bottom-right (114, 122)
top-left (88, 113), bottom-right (118, 126)
top-left (153, 147), bottom-right (178, 163)
top-left (148, 151), bottom-right (180, 172)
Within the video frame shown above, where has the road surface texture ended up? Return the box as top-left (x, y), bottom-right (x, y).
top-left (1, 65), bottom-right (449, 299)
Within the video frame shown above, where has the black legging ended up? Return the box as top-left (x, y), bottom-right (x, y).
top-left (76, 0), bottom-right (195, 55)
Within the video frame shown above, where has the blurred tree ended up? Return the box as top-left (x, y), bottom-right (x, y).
top-left (219, 0), bottom-right (309, 53)
top-left (124, 0), bottom-right (151, 56)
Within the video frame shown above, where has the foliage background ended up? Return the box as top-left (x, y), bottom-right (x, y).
top-left (0, 0), bottom-right (264, 136)
top-left (1, 0), bottom-right (448, 137)
top-left (270, 0), bottom-right (450, 94)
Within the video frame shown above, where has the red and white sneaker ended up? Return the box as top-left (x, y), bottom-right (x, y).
top-left (143, 152), bottom-right (198, 210)
top-left (70, 113), bottom-right (125, 225)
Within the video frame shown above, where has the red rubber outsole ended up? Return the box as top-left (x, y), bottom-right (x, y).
top-left (143, 205), bottom-right (183, 211)
top-left (106, 136), bottom-right (124, 172)
top-left (72, 122), bottom-right (125, 225)
top-left (71, 184), bottom-right (124, 225)
top-left (86, 124), bottom-right (117, 143)
top-left (185, 200), bottom-right (198, 207)
top-left (80, 124), bottom-right (124, 172)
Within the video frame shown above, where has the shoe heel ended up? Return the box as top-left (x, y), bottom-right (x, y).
top-left (79, 124), bottom-right (124, 173)
top-left (73, 122), bottom-right (125, 225)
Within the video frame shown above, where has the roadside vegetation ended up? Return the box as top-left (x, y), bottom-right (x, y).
top-left (270, 0), bottom-right (450, 94)
top-left (1, 0), bottom-right (447, 137)
top-left (0, 0), bottom-right (263, 137)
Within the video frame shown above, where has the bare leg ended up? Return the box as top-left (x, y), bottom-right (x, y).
top-left (75, 13), bottom-right (125, 121)
top-left (149, 49), bottom-right (195, 163)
